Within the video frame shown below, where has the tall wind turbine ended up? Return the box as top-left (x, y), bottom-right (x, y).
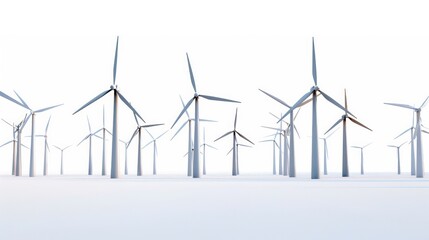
top-left (1, 119), bottom-right (18, 175)
top-left (35, 116), bottom-right (52, 176)
top-left (93, 106), bottom-right (112, 176)
top-left (14, 115), bottom-right (30, 176)
top-left (171, 96), bottom-right (216, 176)
top-left (12, 91), bottom-right (62, 177)
top-left (53, 145), bottom-right (72, 175)
top-left (350, 143), bottom-right (371, 175)
top-left (260, 137), bottom-right (279, 175)
top-left (128, 113), bottom-right (163, 176)
top-left (119, 139), bottom-right (130, 175)
top-left (143, 129), bottom-right (169, 175)
top-left (214, 108), bottom-right (254, 176)
top-left (385, 96), bottom-right (429, 178)
top-left (393, 114), bottom-right (416, 175)
top-left (279, 37), bottom-right (352, 179)
top-left (227, 142), bottom-right (252, 175)
top-left (325, 89), bottom-right (372, 177)
top-left (387, 142), bottom-right (407, 175)
top-left (171, 53), bottom-right (240, 178)
top-left (73, 36), bottom-right (144, 179)
top-left (77, 116), bottom-right (102, 175)
top-left (320, 127), bottom-right (339, 175)
top-left (200, 128), bottom-right (217, 175)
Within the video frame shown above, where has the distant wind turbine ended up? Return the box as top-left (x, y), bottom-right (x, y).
top-left (73, 36), bottom-right (144, 179)
top-left (227, 142), bottom-right (252, 175)
top-left (393, 114), bottom-right (416, 175)
top-left (119, 139), bottom-right (130, 175)
top-left (387, 142), bottom-right (407, 175)
top-left (350, 143), bottom-right (371, 175)
top-left (1, 119), bottom-right (19, 175)
top-left (200, 128), bottom-right (217, 175)
top-left (9, 91), bottom-right (62, 177)
top-left (77, 116), bottom-right (101, 175)
top-left (278, 38), bottom-right (352, 179)
top-left (171, 96), bottom-right (216, 176)
top-left (385, 96), bottom-right (429, 178)
top-left (260, 137), bottom-right (279, 175)
top-left (35, 116), bottom-right (52, 176)
top-left (325, 89), bottom-right (372, 177)
top-left (93, 106), bottom-right (112, 176)
top-left (214, 108), bottom-right (254, 176)
top-left (171, 53), bottom-right (240, 178)
top-left (53, 145), bottom-right (72, 175)
top-left (143, 129), bottom-right (169, 175)
top-left (320, 127), bottom-right (339, 175)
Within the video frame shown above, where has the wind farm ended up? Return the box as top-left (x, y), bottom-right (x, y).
top-left (2, 11), bottom-right (429, 239)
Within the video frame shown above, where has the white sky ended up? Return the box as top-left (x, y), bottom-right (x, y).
top-left (1, 0), bottom-right (429, 176)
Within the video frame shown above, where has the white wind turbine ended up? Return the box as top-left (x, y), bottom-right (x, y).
top-left (77, 116), bottom-right (101, 175)
top-left (93, 106), bottom-right (112, 176)
top-left (319, 127), bottom-right (339, 175)
top-left (143, 129), bottom-right (169, 175)
top-left (385, 96), bottom-right (429, 178)
top-left (73, 36), bottom-right (144, 179)
top-left (11, 115), bottom-right (30, 176)
top-left (260, 137), bottom-right (279, 175)
top-left (325, 89), bottom-right (372, 177)
top-left (387, 142), bottom-right (407, 175)
top-left (34, 116), bottom-right (52, 176)
top-left (53, 145), bottom-right (72, 175)
top-left (1, 119), bottom-right (19, 175)
top-left (171, 53), bottom-right (240, 178)
top-left (227, 142), bottom-right (252, 175)
top-left (278, 38), bottom-right (353, 179)
top-left (200, 128), bottom-right (217, 175)
top-left (128, 113), bottom-right (163, 176)
top-left (171, 96), bottom-right (216, 176)
top-left (393, 114), bottom-right (416, 175)
top-left (214, 108), bottom-right (254, 176)
top-left (350, 143), bottom-right (371, 175)
top-left (119, 139), bottom-right (130, 175)
top-left (12, 91), bottom-right (62, 177)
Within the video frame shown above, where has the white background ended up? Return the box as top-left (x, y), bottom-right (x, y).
top-left (1, 0), bottom-right (429, 176)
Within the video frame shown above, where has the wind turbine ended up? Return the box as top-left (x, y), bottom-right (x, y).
top-left (143, 129), bottom-right (169, 175)
top-left (320, 127), bottom-right (339, 175)
top-left (13, 115), bottom-right (30, 176)
top-left (93, 106), bottom-right (112, 176)
top-left (128, 113), bottom-right (163, 176)
top-left (277, 38), bottom-right (353, 179)
top-left (53, 145), bottom-right (72, 175)
top-left (393, 114), bottom-right (416, 175)
top-left (226, 142), bottom-right (252, 175)
top-left (77, 116), bottom-right (101, 175)
top-left (171, 53), bottom-right (240, 178)
top-left (1, 119), bottom-right (19, 175)
top-left (387, 142), bottom-right (407, 175)
top-left (73, 36), bottom-right (144, 179)
top-left (262, 124), bottom-right (288, 176)
top-left (12, 91), bottom-right (62, 177)
top-left (35, 116), bottom-right (52, 176)
top-left (260, 137), bottom-right (279, 175)
top-left (385, 96), bottom-right (429, 178)
top-left (119, 139), bottom-right (130, 175)
top-left (325, 89), bottom-right (372, 177)
top-left (350, 143), bottom-right (371, 175)
top-left (171, 96), bottom-right (216, 176)
top-left (214, 108), bottom-right (254, 176)
top-left (200, 128), bottom-right (217, 175)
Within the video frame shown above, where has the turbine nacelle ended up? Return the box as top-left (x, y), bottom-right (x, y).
top-left (110, 85), bottom-right (118, 90)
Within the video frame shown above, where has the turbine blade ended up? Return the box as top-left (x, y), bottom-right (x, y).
top-left (199, 119), bottom-right (217, 123)
top-left (103, 105), bottom-right (105, 128)
top-left (133, 112), bottom-right (139, 125)
top-left (0, 140), bottom-right (13, 148)
top-left (77, 134), bottom-right (91, 146)
top-left (53, 145), bottom-right (61, 151)
top-left (22, 114), bottom-right (31, 129)
top-left (394, 128), bottom-right (411, 140)
top-left (261, 126), bottom-right (282, 131)
top-left (0, 91), bottom-right (27, 109)
top-left (344, 89), bottom-right (348, 112)
top-left (234, 108), bottom-right (238, 130)
top-left (186, 53), bottom-right (197, 93)
top-left (278, 90), bottom-right (313, 123)
top-left (420, 96), bottom-right (429, 109)
top-left (348, 117), bottom-right (372, 131)
top-left (156, 130), bottom-right (169, 140)
top-left (35, 103), bottom-right (63, 113)
top-left (128, 129), bottom-right (139, 145)
top-left (226, 147), bottom-right (233, 156)
top-left (422, 129), bottom-right (429, 135)
top-left (142, 141), bottom-right (152, 149)
top-left (319, 90), bottom-right (356, 118)
top-left (142, 123), bottom-right (164, 128)
top-left (206, 144), bottom-right (217, 150)
top-left (87, 116), bottom-right (92, 132)
top-left (144, 128), bottom-right (155, 140)
top-left (312, 37), bottom-right (317, 86)
top-left (45, 115), bottom-right (51, 134)
top-left (199, 94), bottom-right (240, 103)
top-left (384, 102), bottom-right (416, 110)
top-left (171, 120), bottom-right (188, 140)
top-left (259, 89), bottom-right (291, 108)
top-left (2, 119), bottom-right (13, 127)
top-left (13, 91), bottom-right (30, 109)
top-left (113, 36), bottom-right (119, 85)
top-left (117, 92), bottom-right (145, 122)
top-left (293, 125), bottom-right (301, 138)
top-left (236, 131), bottom-right (254, 145)
top-left (180, 95), bottom-right (190, 119)
top-left (171, 97), bottom-right (194, 129)
top-left (105, 128), bottom-right (113, 136)
top-left (73, 89), bottom-right (112, 115)
top-left (214, 131), bottom-right (234, 142)
top-left (325, 118), bottom-right (343, 135)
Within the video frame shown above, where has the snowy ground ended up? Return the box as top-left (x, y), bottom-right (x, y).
top-left (1, 173), bottom-right (429, 240)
